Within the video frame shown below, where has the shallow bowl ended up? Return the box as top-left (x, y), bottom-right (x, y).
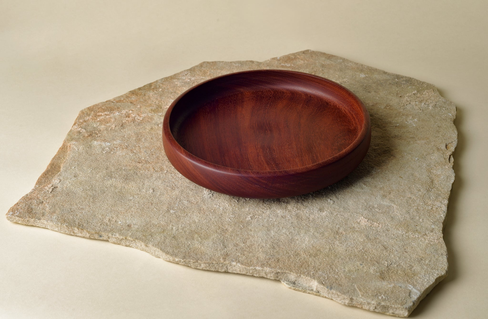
top-left (163, 70), bottom-right (370, 198)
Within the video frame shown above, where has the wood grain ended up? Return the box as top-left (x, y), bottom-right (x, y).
top-left (163, 70), bottom-right (370, 198)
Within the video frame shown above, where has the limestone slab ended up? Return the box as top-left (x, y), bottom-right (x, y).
top-left (6, 50), bottom-right (457, 317)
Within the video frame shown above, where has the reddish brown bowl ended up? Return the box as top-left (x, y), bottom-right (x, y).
top-left (163, 70), bottom-right (370, 198)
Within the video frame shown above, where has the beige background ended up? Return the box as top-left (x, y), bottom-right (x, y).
top-left (1, 1), bottom-right (487, 318)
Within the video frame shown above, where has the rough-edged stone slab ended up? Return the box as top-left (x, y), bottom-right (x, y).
top-left (7, 50), bottom-right (457, 317)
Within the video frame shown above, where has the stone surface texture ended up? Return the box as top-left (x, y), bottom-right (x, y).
top-left (7, 50), bottom-right (457, 317)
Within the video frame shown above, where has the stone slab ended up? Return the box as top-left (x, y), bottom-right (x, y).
top-left (6, 50), bottom-right (457, 317)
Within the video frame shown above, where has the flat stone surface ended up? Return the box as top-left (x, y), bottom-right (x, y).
top-left (6, 50), bottom-right (457, 317)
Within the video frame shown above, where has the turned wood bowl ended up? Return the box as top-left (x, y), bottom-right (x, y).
top-left (163, 70), bottom-right (370, 198)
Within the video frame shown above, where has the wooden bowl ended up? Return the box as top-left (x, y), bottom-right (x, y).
top-left (163, 70), bottom-right (370, 198)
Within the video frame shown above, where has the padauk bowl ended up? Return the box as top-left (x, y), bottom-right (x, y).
top-left (163, 70), bottom-right (370, 198)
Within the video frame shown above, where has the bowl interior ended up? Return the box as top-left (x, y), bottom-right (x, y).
top-left (169, 71), bottom-right (365, 172)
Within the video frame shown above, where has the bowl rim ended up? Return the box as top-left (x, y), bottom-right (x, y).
top-left (163, 69), bottom-right (370, 176)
